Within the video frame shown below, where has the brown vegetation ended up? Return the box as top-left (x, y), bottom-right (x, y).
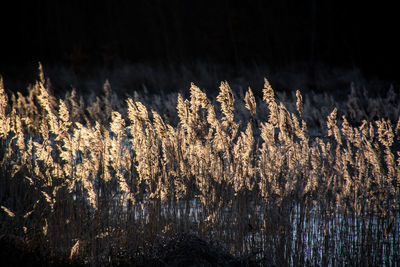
top-left (0, 66), bottom-right (399, 266)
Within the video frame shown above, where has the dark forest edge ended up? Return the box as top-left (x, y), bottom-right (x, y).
top-left (2, 60), bottom-right (397, 98)
top-left (2, 1), bottom-right (399, 83)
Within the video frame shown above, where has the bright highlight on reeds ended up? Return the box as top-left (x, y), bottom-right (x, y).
top-left (0, 66), bottom-right (399, 266)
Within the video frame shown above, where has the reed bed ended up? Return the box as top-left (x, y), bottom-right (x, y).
top-left (0, 66), bottom-right (399, 266)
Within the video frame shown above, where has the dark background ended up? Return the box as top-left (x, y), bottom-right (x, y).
top-left (0, 0), bottom-right (399, 93)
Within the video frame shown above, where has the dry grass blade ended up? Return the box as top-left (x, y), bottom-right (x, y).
top-left (1, 206), bottom-right (15, 217)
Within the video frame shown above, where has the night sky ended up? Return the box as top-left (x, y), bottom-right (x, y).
top-left (1, 1), bottom-right (399, 92)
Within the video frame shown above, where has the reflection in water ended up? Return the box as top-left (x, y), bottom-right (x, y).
top-left (120, 197), bottom-right (399, 266)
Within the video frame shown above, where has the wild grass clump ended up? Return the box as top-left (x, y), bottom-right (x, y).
top-left (0, 65), bottom-right (399, 266)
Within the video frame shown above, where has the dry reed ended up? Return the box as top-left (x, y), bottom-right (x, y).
top-left (0, 67), bottom-right (399, 266)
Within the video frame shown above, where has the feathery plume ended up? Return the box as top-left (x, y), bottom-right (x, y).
top-left (296, 90), bottom-right (303, 117)
top-left (217, 81), bottom-right (235, 129)
top-left (262, 78), bottom-right (278, 126)
top-left (244, 87), bottom-right (256, 116)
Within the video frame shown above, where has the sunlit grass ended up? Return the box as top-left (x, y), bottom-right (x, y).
top-left (0, 65), bottom-right (399, 265)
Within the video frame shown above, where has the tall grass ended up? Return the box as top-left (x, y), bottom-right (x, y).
top-left (0, 66), bottom-right (399, 266)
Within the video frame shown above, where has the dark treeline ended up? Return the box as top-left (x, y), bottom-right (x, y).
top-left (1, 0), bottom-right (399, 87)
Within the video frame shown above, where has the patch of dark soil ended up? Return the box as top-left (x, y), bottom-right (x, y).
top-left (126, 232), bottom-right (261, 267)
top-left (0, 234), bottom-right (83, 267)
top-left (0, 233), bottom-right (263, 266)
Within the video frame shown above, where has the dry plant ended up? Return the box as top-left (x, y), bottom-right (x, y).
top-left (0, 66), bottom-right (399, 266)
